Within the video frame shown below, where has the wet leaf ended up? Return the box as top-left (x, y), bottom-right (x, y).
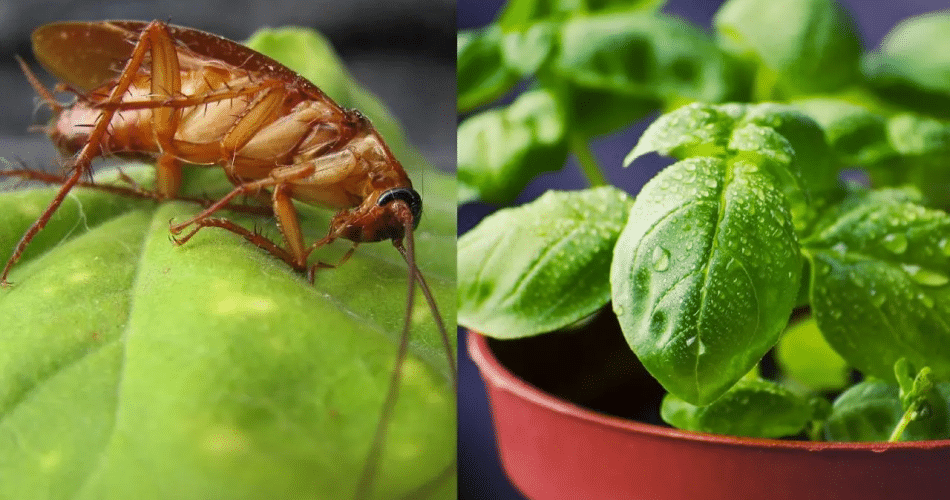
top-left (459, 187), bottom-right (634, 338)
top-left (611, 157), bottom-right (801, 405)
top-left (661, 377), bottom-right (813, 438)
top-left (626, 102), bottom-right (837, 232)
top-left (802, 188), bottom-right (950, 381)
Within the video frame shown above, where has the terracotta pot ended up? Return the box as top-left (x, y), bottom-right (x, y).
top-left (468, 329), bottom-right (950, 500)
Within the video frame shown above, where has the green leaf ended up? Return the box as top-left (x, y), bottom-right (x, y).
top-left (775, 316), bottom-right (850, 392)
top-left (552, 12), bottom-right (740, 137)
top-left (0, 166), bottom-right (456, 500)
top-left (459, 187), bottom-right (634, 338)
top-left (610, 157), bottom-right (801, 405)
top-left (790, 98), bottom-right (896, 167)
top-left (457, 26), bottom-right (520, 113)
top-left (824, 378), bottom-right (950, 442)
top-left (1, 26), bottom-right (455, 499)
top-left (863, 11), bottom-right (950, 119)
top-left (626, 102), bottom-right (837, 232)
top-left (714, 0), bottom-right (862, 97)
top-left (890, 360), bottom-right (950, 442)
top-left (457, 88), bottom-right (569, 205)
top-left (802, 188), bottom-right (950, 381)
top-left (500, 21), bottom-right (557, 77)
top-left (887, 113), bottom-right (950, 157)
top-left (498, 0), bottom-right (666, 29)
top-left (661, 377), bottom-right (813, 438)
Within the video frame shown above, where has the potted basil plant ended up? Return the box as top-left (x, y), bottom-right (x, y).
top-left (458, 0), bottom-right (950, 498)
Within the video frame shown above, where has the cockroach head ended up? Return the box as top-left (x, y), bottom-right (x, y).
top-left (378, 187), bottom-right (422, 229)
top-left (332, 187), bottom-right (422, 243)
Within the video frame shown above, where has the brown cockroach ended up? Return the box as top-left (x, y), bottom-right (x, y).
top-left (1, 20), bottom-right (454, 498)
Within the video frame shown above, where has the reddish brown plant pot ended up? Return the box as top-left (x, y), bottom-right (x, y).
top-left (469, 331), bottom-right (950, 500)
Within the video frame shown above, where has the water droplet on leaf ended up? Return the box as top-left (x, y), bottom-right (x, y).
top-left (882, 233), bottom-right (908, 254)
top-left (902, 264), bottom-right (949, 287)
top-left (652, 246), bottom-right (671, 272)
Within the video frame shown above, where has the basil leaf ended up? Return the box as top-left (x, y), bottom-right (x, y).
top-left (863, 12), bottom-right (950, 119)
top-left (626, 103), bottom-right (836, 231)
top-left (498, 0), bottom-right (666, 29)
top-left (611, 157), bottom-right (801, 405)
top-left (824, 379), bottom-right (950, 442)
top-left (0, 167), bottom-right (456, 499)
top-left (802, 188), bottom-right (950, 381)
top-left (457, 88), bottom-right (569, 205)
top-left (791, 98), bottom-right (896, 167)
top-left (552, 13), bottom-right (740, 137)
top-left (775, 316), bottom-right (850, 392)
top-left (714, 0), bottom-right (861, 97)
top-left (500, 21), bottom-right (557, 76)
top-left (459, 187), bottom-right (634, 338)
top-left (887, 113), bottom-right (950, 157)
top-left (884, 113), bottom-right (950, 208)
top-left (458, 26), bottom-right (520, 113)
top-left (661, 377), bottom-right (813, 438)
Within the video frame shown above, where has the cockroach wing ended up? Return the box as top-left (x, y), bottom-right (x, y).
top-left (32, 22), bottom-right (138, 92)
top-left (31, 21), bottom-right (331, 100)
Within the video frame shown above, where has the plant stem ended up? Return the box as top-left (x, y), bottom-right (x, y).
top-left (569, 133), bottom-right (607, 187)
top-left (888, 404), bottom-right (917, 442)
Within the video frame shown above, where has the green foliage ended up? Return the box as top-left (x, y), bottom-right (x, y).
top-left (457, 88), bottom-right (569, 205)
top-left (863, 11), bottom-right (950, 119)
top-left (801, 188), bottom-right (950, 381)
top-left (611, 157), bottom-right (800, 405)
top-left (459, 187), bottom-right (633, 337)
top-left (824, 360), bottom-right (950, 442)
top-left (458, 0), bottom-right (950, 442)
top-left (775, 317), bottom-right (850, 392)
top-left (661, 375), bottom-right (815, 438)
top-left (1, 28), bottom-right (455, 500)
top-left (714, 0), bottom-right (862, 98)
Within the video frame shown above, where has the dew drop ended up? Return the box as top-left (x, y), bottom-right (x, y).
top-left (652, 246), bottom-right (671, 272)
top-left (615, 303), bottom-right (626, 316)
top-left (902, 264), bottom-right (950, 287)
top-left (939, 238), bottom-right (950, 257)
top-left (882, 233), bottom-right (908, 254)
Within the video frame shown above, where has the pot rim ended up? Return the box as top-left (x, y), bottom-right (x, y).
top-left (468, 330), bottom-right (950, 451)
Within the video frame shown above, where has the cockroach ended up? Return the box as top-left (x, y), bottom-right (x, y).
top-left (1, 20), bottom-right (455, 498)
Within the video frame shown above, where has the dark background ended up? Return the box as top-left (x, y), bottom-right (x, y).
top-left (457, 1), bottom-right (950, 499)
top-left (0, 0), bottom-right (456, 173)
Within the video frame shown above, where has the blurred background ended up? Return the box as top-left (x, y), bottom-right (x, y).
top-left (458, 1), bottom-right (950, 499)
top-left (0, 0), bottom-right (455, 173)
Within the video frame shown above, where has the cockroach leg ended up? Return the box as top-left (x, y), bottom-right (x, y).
top-left (306, 243), bottom-right (358, 283)
top-left (1, 20), bottom-right (177, 286)
top-left (170, 217), bottom-right (298, 268)
top-left (169, 178), bottom-right (276, 232)
top-left (0, 165), bottom-right (273, 217)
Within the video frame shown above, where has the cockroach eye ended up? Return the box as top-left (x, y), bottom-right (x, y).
top-left (378, 188), bottom-right (422, 228)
